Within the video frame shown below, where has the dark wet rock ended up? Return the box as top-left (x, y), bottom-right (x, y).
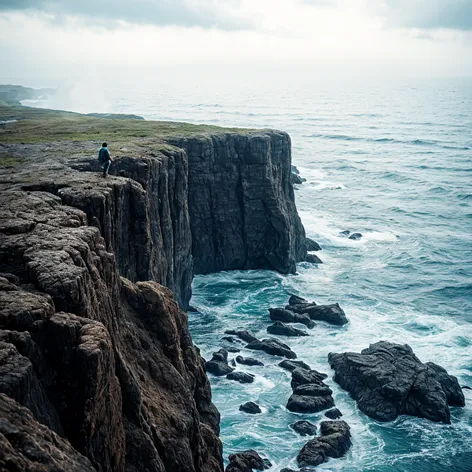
top-left (239, 402), bottom-right (261, 414)
top-left (291, 165), bottom-right (300, 175)
top-left (328, 341), bottom-right (465, 423)
top-left (305, 254), bottom-right (323, 264)
top-left (222, 336), bottom-right (241, 344)
top-left (267, 321), bottom-right (309, 337)
top-left (287, 369), bottom-right (334, 413)
top-left (297, 421), bottom-right (351, 468)
top-left (462, 385), bottom-right (472, 390)
top-left (290, 420), bottom-right (317, 436)
top-left (230, 359), bottom-right (237, 367)
top-left (269, 308), bottom-right (315, 329)
top-left (227, 372), bottom-right (255, 384)
top-left (325, 408), bottom-right (343, 419)
top-left (225, 329), bottom-right (259, 343)
top-left (206, 349), bottom-right (235, 376)
top-left (287, 392), bottom-right (335, 414)
top-left (262, 458), bottom-right (272, 469)
top-left (305, 238), bottom-right (322, 251)
top-left (279, 360), bottom-right (312, 372)
top-left (188, 305), bottom-right (199, 312)
top-left (246, 338), bottom-right (297, 359)
top-left (348, 233), bottom-right (362, 240)
top-left (226, 449), bottom-right (271, 472)
top-left (339, 230), bottom-right (350, 236)
top-left (291, 368), bottom-right (328, 389)
top-left (236, 356), bottom-right (264, 367)
top-left (173, 132), bottom-right (307, 277)
top-left (291, 173), bottom-right (305, 185)
top-left (288, 294), bottom-right (308, 306)
top-left (0, 393), bottom-right (95, 472)
top-left (287, 302), bottom-right (348, 326)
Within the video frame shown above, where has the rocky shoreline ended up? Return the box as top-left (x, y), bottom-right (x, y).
top-left (0, 102), bottom-right (467, 471)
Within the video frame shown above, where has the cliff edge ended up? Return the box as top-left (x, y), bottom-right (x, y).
top-left (0, 105), bottom-right (307, 471)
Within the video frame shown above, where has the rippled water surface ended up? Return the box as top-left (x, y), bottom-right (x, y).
top-left (31, 73), bottom-right (472, 471)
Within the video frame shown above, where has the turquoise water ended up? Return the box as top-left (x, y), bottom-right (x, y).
top-left (27, 73), bottom-right (472, 471)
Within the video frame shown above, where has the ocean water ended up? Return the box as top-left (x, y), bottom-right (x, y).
top-left (23, 72), bottom-right (472, 471)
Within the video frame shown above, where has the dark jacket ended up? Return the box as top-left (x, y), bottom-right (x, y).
top-left (98, 147), bottom-right (111, 163)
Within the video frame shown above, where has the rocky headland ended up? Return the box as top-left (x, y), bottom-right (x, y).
top-left (0, 102), bottom-right (309, 471)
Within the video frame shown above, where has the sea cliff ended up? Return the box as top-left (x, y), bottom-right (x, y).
top-left (0, 105), bottom-right (307, 471)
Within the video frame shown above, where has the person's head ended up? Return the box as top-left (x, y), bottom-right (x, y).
top-left (102, 142), bottom-right (107, 148)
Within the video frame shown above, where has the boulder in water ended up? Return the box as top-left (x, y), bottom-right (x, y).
top-left (291, 367), bottom-right (328, 389)
top-left (339, 230), bottom-right (350, 236)
top-left (240, 402), bottom-right (262, 414)
top-left (297, 421), bottom-right (351, 468)
top-left (290, 420), bottom-right (317, 436)
top-left (287, 302), bottom-right (348, 326)
top-left (305, 254), bottom-right (323, 264)
top-left (246, 338), bottom-right (297, 359)
top-left (225, 329), bottom-right (259, 343)
top-left (269, 307), bottom-right (315, 329)
top-left (291, 173), bottom-right (305, 185)
top-left (236, 356), bottom-right (264, 367)
top-left (328, 341), bottom-right (465, 423)
top-left (305, 238), bottom-right (322, 251)
top-left (227, 371), bottom-right (255, 384)
top-left (205, 348), bottom-right (234, 376)
top-left (348, 232), bottom-right (362, 240)
top-left (267, 321), bottom-right (309, 337)
top-left (325, 408), bottom-right (343, 419)
top-left (287, 391), bottom-right (335, 413)
top-left (226, 450), bottom-right (272, 472)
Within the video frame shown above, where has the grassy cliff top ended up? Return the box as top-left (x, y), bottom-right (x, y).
top-left (0, 104), bottom-right (257, 146)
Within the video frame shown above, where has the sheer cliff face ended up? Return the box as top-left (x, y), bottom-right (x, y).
top-left (172, 132), bottom-right (306, 275)
top-left (0, 127), bottom-right (306, 471)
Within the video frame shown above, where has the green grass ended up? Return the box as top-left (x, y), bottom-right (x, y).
top-left (0, 104), bottom-right (256, 145)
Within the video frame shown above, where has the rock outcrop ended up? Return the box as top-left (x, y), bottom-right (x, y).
top-left (328, 341), bottom-right (465, 423)
top-left (171, 132), bottom-right (307, 275)
top-left (297, 421), bottom-right (351, 468)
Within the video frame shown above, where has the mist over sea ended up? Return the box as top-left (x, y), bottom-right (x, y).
top-left (20, 71), bottom-right (472, 471)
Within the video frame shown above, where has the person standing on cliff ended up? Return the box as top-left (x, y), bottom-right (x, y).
top-left (98, 142), bottom-right (112, 177)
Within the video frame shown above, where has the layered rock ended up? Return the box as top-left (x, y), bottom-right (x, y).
top-left (328, 341), bottom-right (465, 423)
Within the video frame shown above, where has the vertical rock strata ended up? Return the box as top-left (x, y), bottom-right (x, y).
top-left (172, 132), bottom-right (306, 274)
top-left (0, 127), bottom-right (306, 471)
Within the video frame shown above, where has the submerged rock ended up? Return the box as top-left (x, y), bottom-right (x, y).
top-left (225, 329), bottom-right (259, 343)
top-left (267, 321), bottom-right (309, 337)
top-left (236, 356), bottom-right (264, 367)
top-left (240, 402), bottom-right (261, 414)
top-left (291, 173), bottom-right (305, 185)
top-left (328, 341), bottom-right (465, 423)
top-left (279, 360), bottom-right (312, 372)
top-left (227, 372), bottom-right (255, 384)
top-left (297, 421), bottom-right (351, 468)
top-left (269, 308), bottom-right (315, 329)
top-left (290, 420), bottom-right (317, 436)
top-left (348, 232), bottom-right (362, 240)
top-left (339, 230), bottom-right (351, 236)
top-left (246, 338), bottom-right (297, 359)
top-left (325, 408), bottom-right (343, 419)
top-left (205, 349), bottom-right (234, 376)
top-left (226, 450), bottom-right (271, 472)
top-left (305, 254), bottom-right (323, 264)
top-left (305, 238), bottom-right (322, 251)
top-left (287, 302), bottom-right (348, 326)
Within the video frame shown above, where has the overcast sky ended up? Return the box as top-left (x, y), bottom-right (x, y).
top-left (1, 0), bottom-right (471, 81)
